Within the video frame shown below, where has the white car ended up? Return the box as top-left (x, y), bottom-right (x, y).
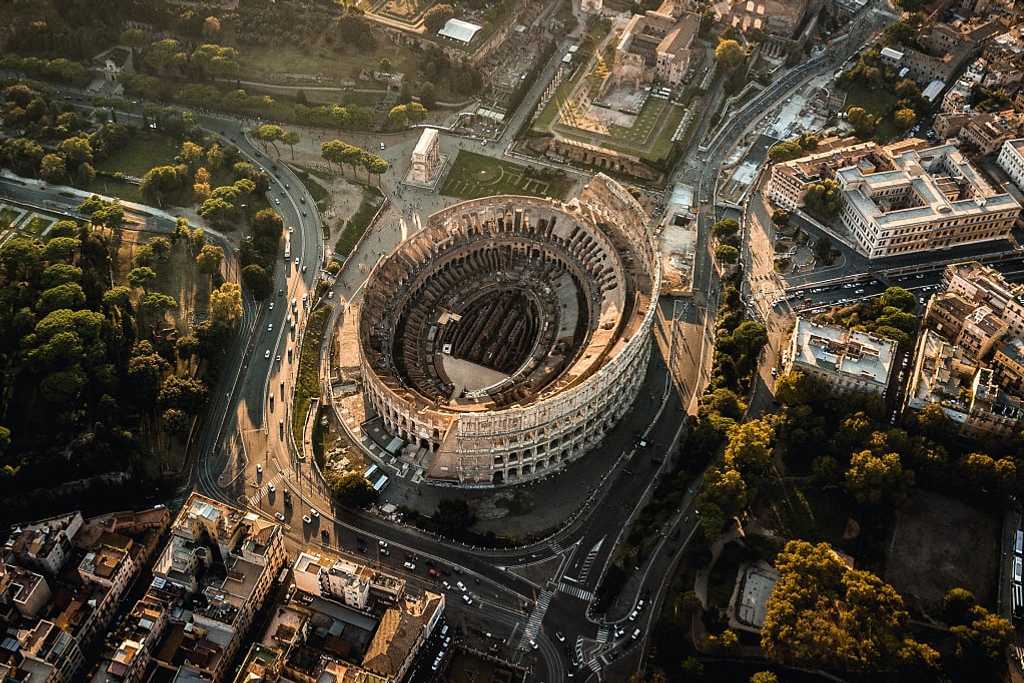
top-left (275, 198), bottom-right (281, 205)
top-left (265, 349), bottom-right (271, 359)
top-left (529, 639), bottom-right (538, 650)
top-left (442, 581), bottom-right (451, 590)
top-left (403, 561), bottom-right (416, 570)
top-left (456, 581), bottom-right (466, 592)
top-left (256, 464), bottom-right (262, 475)
top-left (294, 257), bottom-right (300, 266)
top-left (310, 508), bottom-right (319, 519)
top-left (302, 515), bottom-right (312, 524)
top-left (461, 594), bottom-right (473, 605)
top-left (275, 512), bottom-right (285, 522)
top-left (288, 226), bottom-right (294, 233)
top-left (379, 141), bottom-right (385, 150)
top-left (269, 302), bottom-right (274, 310)
top-left (267, 483), bottom-right (275, 493)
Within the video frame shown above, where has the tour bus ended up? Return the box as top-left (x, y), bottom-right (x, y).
top-left (1013, 582), bottom-right (1024, 622)
top-left (373, 473), bottom-right (390, 493)
top-left (364, 464), bottom-right (379, 481)
top-left (1015, 529), bottom-right (1023, 556)
top-left (284, 233), bottom-right (291, 261)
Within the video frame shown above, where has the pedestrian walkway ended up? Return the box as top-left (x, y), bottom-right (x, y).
top-left (519, 589), bottom-right (553, 649)
top-left (247, 474), bottom-right (282, 508)
top-left (559, 581), bottom-right (594, 602)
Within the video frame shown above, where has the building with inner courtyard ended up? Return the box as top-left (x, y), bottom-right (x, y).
top-left (356, 174), bottom-right (660, 487)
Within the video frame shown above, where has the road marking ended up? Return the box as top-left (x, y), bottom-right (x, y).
top-left (558, 582), bottom-right (594, 602)
top-left (518, 589), bottom-right (553, 649)
top-left (578, 536), bottom-right (604, 583)
top-left (587, 657), bottom-right (602, 673)
top-left (596, 625), bottom-right (609, 643)
top-left (247, 474), bottom-right (282, 508)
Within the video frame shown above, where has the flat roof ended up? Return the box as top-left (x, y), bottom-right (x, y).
top-left (413, 128), bottom-right (438, 157)
top-left (792, 318), bottom-right (896, 387)
top-left (438, 18), bottom-right (482, 43)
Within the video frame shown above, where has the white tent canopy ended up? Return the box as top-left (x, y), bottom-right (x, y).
top-left (438, 18), bottom-right (482, 43)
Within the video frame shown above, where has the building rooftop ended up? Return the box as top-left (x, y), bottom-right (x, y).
top-left (791, 318), bottom-right (896, 387)
top-left (438, 18), bottom-right (482, 43)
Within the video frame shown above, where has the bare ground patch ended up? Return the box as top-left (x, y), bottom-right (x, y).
top-left (885, 490), bottom-right (999, 613)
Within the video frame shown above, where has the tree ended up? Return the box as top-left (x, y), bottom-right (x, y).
top-left (241, 264), bottom-right (273, 300)
top-left (388, 104), bottom-right (410, 129)
top-left (804, 179), bottom-right (842, 219)
top-left (4, 138), bottom-right (44, 175)
top-left (750, 674), bottom-right (778, 683)
top-left (43, 237), bottom-right (79, 262)
top-left (142, 292), bottom-right (177, 322)
top-left (39, 154), bottom-right (66, 183)
top-left (327, 470), bottom-right (376, 508)
top-left (162, 408), bottom-right (191, 433)
top-left (202, 15), bottom-right (222, 39)
top-left (158, 374), bottom-right (208, 412)
top-left (252, 209), bottom-right (284, 241)
top-left (140, 165), bottom-right (186, 207)
top-left (880, 286), bottom-right (916, 312)
top-left (76, 162), bottom-right (95, 186)
top-left (424, 4), bottom-right (455, 32)
top-left (407, 101), bottom-right (428, 123)
top-left (712, 218), bottom-right (739, 239)
top-left (435, 498), bottom-right (475, 534)
top-left (36, 283), bottom-right (86, 314)
top-left (178, 141), bottom-right (205, 170)
top-left (41, 263), bottom-right (81, 289)
top-left (128, 266), bottom-right (157, 291)
top-left (209, 281), bottom-right (243, 326)
top-left (725, 419), bottom-right (774, 475)
top-left (58, 136), bottom-right (93, 167)
top-left (762, 540), bottom-right (938, 673)
top-left (894, 107), bottom-right (917, 131)
top-left (281, 130), bottom-right (300, 160)
top-left (769, 140), bottom-right (804, 162)
top-left (195, 244), bottom-right (224, 278)
top-left (197, 197), bottom-right (236, 227)
top-left (364, 155), bottom-right (389, 185)
top-left (847, 106), bottom-right (877, 138)
top-left (715, 244), bottom-right (739, 264)
top-left (845, 449), bottom-right (912, 505)
top-left (254, 124), bottom-right (284, 156)
top-left (943, 587), bottom-right (977, 625)
top-left (715, 39), bottom-right (746, 70)
top-left (128, 347), bottom-right (170, 407)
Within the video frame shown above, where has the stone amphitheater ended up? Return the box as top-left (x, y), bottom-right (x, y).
top-left (357, 174), bottom-right (660, 487)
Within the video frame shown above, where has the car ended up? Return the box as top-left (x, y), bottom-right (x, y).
top-left (288, 226), bottom-right (294, 233)
top-left (631, 628), bottom-right (641, 640)
top-left (275, 512), bottom-right (285, 521)
top-left (555, 631), bottom-right (565, 643)
top-left (456, 581), bottom-right (466, 592)
top-left (380, 548), bottom-right (389, 556)
top-left (275, 198), bottom-right (281, 205)
top-left (403, 561), bottom-right (416, 570)
top-left (854, 288), bottom-right (864, 294)
top-left (442, 581), bottom-right (451, 590)
top-left (275, 354), bottom-right (281, 363)
top-left (301, 211), bottom-right (307, 217)
top-left (529, 639), bottom-right (539, 650)
top-left (302, 515), bottom-right (312, 524)
top-left (916, 274), bottom-right (924, 279)
top-left (256, 464), bottom-right (262, 474)
top-left (267, 483), bottom-right (276, 493)
top-left (265, 349), bottom-right (271, 359)
top-left (310, 508), bottom-right (319, 519)
top-left (378, 540), bottom-right (388, 548)
top-left (267, 323), bottom-right (273, 332)
top-left (461, 594), bottom-right (473, 605)
top-left (294, 257), bottom-right (300, 266)
top-left (301, 265), bottom-right (307, 273)
top-left (379, 142), bottom-right (385, 150)
top-left (638, 599), bottom-right (645, 609)
top-left (299, 197), bottom-right (305, 204)
top-left (628, 610), bottom-right (638, 621)
top-left (269, 302), bottom-right (274, 310)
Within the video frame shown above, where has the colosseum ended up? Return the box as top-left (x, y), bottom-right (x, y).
top-left (357, 174), bottom-right (660, 487)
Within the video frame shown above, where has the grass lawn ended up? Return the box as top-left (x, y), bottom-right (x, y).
top-left (88, 177), bottom-right (144, 204)
top-left (335, 188), bottom-right (383, 258)
top-left (293, 304), bottom-right (333, 445)
top-left (843, 81), bottom-right (900, 141)
top-left (94, 132), bottom-right (179, 178)
top-left (0, 207), bottom-right (22, 229)
top-left (21, 215), bottom-right (53, 236)
top-left (441, 151), bottom-right (573, 200)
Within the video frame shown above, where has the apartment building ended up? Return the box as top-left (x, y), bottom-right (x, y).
top-left (142, 493), bottom-right (287, 682)
top-left (767, 140), bottom-right (882, 211)
top-left (997, 138), bottom-right (1024, 193)
top-left (905, 329), bottom-right (1024, 436)
top-left (235, 550), bottom-right (444, 683)
top-left (89, 598), bottom-right (168, 683)
top-left (785, 317), bottom-right (897, 395)
top-left (924, 293), bottom-right (1008, 359)
top-left (960, 110), bottom-right (1024, 154)
top-left (837, 143), bottom-right (1020, 259)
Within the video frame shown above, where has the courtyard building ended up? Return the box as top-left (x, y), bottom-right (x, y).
top-left (784, 317), bottom-right (896, 395)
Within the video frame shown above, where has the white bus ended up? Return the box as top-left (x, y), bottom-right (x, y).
top-left (284, 234), bottom-right (291, 261)
top-left (1013, 582), bottom-right (1024, 622)
top-left (1015, 529), bottom-right (1023, 556)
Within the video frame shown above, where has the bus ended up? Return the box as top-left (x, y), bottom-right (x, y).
top-left (1013, 582), bottom-right (1024, 622)
top-left (1015, 529), bottom-right (1023, 556)
top-left (284, 233), bottom-right (291, 261)
top-left (364, 464), bottom-right (379, 481)
top-left (373, 474), bottom-right (390, 493)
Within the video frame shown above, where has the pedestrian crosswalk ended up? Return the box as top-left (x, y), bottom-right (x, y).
top-left (519, 589), bottom-right (553, 649)
top-left (549, 539), bottom-right (563, 555)
top-left (559, 581), bottom-right (594, 602)
top-left (247, 475), bottom-right (282, 508)
top-left (596, 625), bottom-right (609, 643)
top-left (578, 536), bottom-right (604, 583)
top-left (586, 657), bottom-right (602, 673)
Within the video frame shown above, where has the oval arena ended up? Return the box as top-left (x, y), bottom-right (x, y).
top-left (357, 175), bottom-right (661, 487)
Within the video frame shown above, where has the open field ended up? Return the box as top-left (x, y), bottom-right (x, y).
top-left (885, 490), bottom-right (998, 612)
top-left (95, 132), bottom-right (179, 178)
top-left (441, 151), bottom-right (573, 200)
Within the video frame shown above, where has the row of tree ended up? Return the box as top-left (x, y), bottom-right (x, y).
top-left (321, 139), bottom-right (390, 184)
